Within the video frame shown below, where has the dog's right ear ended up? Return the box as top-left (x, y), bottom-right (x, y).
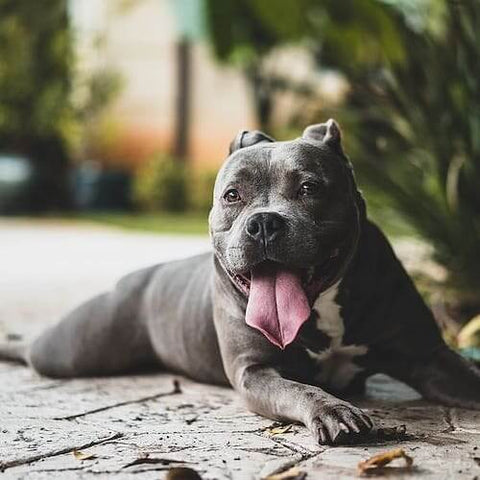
top-left (302, 119), bottom-right (342, 152)
top-left (229, 130), bottom-right (275, 154)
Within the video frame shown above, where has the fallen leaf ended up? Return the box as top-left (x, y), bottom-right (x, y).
top-left (72, 449), bottom-right (96, 461)
top-left (458, 315), bottom-right (480, 349)
top-left (265, 424), bottom-right (295, 436)
top-left (166, 467), bottom-right (203, 480)
top-left (263, 466), bottom-right (306, 480)
top-left (358, 448), bottom-right (413, 475)
top-left (185, 415), bottom-right (198, 425)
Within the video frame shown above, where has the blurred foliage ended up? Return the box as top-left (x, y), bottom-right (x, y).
top-left (458, 316), bottom-right (480, 350)
top-left (0, 1), bottom-right (72, 142)
top-left (206, 0), bottom-right (480, 305)
top-left (205, 0), bottom-right (405, 131)
top-left (191, 169), bottom-right (217, 213)
top-left (0, 0), bottom-right (122, 211)
top-left (74, 70), bottom-right (123, 127)
top-left (206, 0), bottom-right (405, 66)
top-left (0, 0), bottom-right (74, 209)
top-left (322, 0), bottom-right (480, 301)
top-left (133, 154), bottom-right (188, 212)
top-left (133, 153), bottom-right (216, 214)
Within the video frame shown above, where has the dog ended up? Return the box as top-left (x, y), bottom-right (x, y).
top-left (2, 120), bottom-right (480, 445)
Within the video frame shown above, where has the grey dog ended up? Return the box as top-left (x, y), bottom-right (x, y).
top-left (2, 120), bottom-right (480, 445)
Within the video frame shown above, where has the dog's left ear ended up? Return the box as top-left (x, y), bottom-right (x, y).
top-left (302, 119), bottom-right (342, 152)
top-left (229, 130), bottom-right (275, 155)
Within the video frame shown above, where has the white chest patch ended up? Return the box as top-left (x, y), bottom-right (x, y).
top-left (307, 283), bottom-right (368, 391)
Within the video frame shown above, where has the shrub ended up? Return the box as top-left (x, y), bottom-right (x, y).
top-left (336, 0), bottom-right (480, 305)
top-left (289, 0), bottom-right (480, 314)
top-left (191, 169), bottom-right (217, 213)
top-left (133, 154), bottom-right (188, 212)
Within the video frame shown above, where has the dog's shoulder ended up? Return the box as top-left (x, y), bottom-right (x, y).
top-left (342, 219), bottom-right (405, 293)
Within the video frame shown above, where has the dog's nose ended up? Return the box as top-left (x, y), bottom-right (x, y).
top-left (246, 212), bottom-right (285, 243)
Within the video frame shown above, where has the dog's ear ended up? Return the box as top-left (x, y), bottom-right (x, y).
top-left (229, 130), bottom-right (275, 154)
top-left (302, 119), bottom-right (342, 151)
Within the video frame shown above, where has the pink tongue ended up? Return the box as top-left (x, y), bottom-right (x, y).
top-left (245, 264), bottom-right (311, 349)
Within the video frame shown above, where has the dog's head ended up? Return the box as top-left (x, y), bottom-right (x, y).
top-left (209, 120), bottom-right (365, 349)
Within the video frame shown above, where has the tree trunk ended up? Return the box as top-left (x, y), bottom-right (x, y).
top-left (172, 37), bottom-right (192, 161)
top-left (245, 62), bottom-right (273, 133)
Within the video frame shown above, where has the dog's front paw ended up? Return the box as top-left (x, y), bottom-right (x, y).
top-left (306, 401), bottom-right (373, 445)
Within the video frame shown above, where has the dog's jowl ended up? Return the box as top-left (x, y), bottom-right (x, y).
top-left (2, 119), bottom-right (480, 445)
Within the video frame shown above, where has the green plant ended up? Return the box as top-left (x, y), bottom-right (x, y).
top-left (0, 0), bottom-right (123, 211)
top-left (206, 0), bottom-right (480, 306)
top-left (133, 154), bottom-right (188, 212)
top-left (0, 0), bottom-right (74, 210)
top-left (205, 0), bottom-right (403, 132)
top-left (191, 169), bottom-right (217, 213)
top-left (321, 0), bottom-right (480, 300)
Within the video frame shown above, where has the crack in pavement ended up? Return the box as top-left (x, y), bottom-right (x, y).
top-left (53, 382), bottom-right (182, 421)
top-left (0, 432), bottom-right (123, 472)
top-left (257, 432), bottom-right (320, 458)
top-left (257, 439), bottom-right (325, 479)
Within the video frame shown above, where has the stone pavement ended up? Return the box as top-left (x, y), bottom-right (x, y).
top-left (1, 220), bottom-right (479, 479)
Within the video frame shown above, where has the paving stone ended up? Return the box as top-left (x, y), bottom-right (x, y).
top-left (0, 417), bottom-right (120, 471)
top-left (451, 408), bottom-right (480, 434)
top-left (1, 372), bottom-right (180, 420)
top-left (2, 223), bottom-right (479, 479)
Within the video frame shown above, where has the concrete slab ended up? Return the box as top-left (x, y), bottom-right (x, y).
top-left (1, 220), bottom-right (479, 479)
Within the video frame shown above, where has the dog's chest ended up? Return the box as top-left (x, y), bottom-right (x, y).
top-left (302, 284), bottom-right (368, 391)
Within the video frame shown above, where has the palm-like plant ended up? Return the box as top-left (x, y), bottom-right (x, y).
top-left (206, 0), bottom-right (480, 311)
top-left (328, 0), bottom-right (480, 303)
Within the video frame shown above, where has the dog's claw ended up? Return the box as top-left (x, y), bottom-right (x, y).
top-left (339, 422), bottom-right (350, 433)
top-left (308, 401), bottom-right (373, 445)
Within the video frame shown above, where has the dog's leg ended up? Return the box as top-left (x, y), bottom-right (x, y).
top-left (26, 267), bottom-right (158, 378)
top-left (214, 307), bottom-right (373, 444)
top-left (355, 223), bottom-right (480, 409)
top-left (238, 364), bottom-right (373, 444)
top-left (393, 346), bottom-right (480, 410)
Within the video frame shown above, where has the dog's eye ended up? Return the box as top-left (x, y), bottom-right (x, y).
top-left (298, 181), bottom-right (319, 197)
top-left (223, 189), bottom-right (241, 203)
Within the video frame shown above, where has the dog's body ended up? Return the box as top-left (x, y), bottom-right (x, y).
top-left (2, 120), bottom-right (480, 444)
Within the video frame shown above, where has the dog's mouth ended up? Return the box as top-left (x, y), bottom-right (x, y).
top-left (232, 248), bottom-right (341, 297)
top-left (229, 248), bottom-right (341, 350)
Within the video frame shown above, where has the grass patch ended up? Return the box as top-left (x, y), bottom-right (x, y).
top-left (76, 212), bottom-right (210, 235)
top-left (3, 199), bottom-right (414, 240)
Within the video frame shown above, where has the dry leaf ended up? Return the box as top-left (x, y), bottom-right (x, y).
top-left (458, 315), bottom-right (480, 348)
top-left (72, 449), bottom-right (96, 461)
top-left (263, 466), bottom-right (306, 480)
top-left (358, 448), bottom-right (413, 475)
top-left (166, 467), bottom-right (203, 480)
top-left (265, 424), bottom-right (294, 436)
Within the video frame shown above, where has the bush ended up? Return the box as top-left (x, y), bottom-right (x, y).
top-left (299, 0), bottom-right (480, 313)
top-left (133, 154), bottom-right (188, 212)
top-left (190, 168), bottom-right (217, 213)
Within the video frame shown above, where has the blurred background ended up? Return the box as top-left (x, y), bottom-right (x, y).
top-left (0, 0), bottom-right (479, 354)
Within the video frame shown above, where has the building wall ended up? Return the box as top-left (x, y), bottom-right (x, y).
top-left (70, 0), bottom-right (257, 169)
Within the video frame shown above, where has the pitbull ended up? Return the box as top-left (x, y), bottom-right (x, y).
top-left (2, 120), bottom-right (480, 444)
